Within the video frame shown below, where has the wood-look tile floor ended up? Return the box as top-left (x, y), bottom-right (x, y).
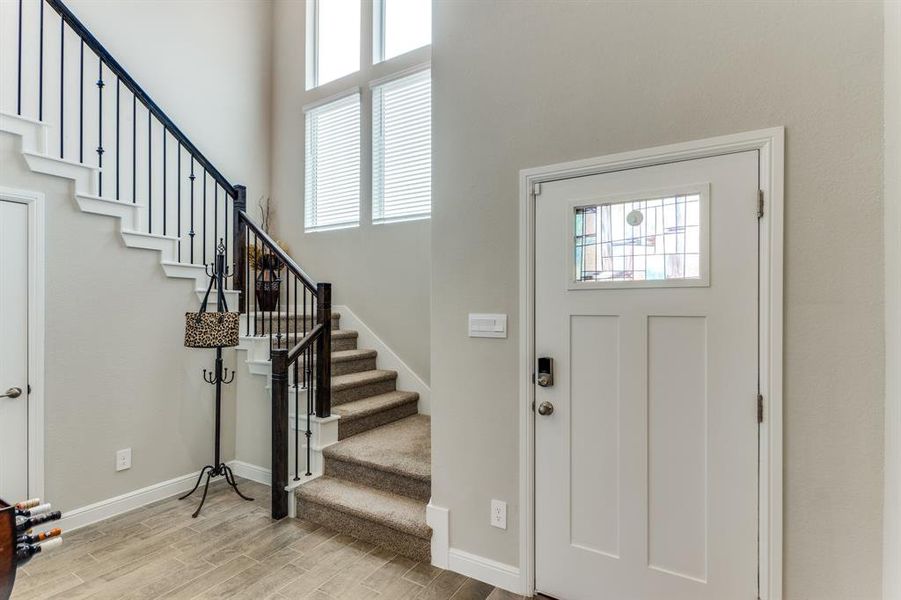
top-left (11, 478), bottom-right (530, 600)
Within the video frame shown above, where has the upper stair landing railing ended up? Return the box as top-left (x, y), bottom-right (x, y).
top-left (4, 0), bottom-right (333, 520)
top-left (5, 0), bottom-right (241, 267)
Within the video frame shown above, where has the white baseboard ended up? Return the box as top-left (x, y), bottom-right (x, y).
top-left (427, 500), bottom-right (524, 595)
top-left (56, 470), bottom-right (202, 532)
top-left (333, 304), bottom-right (431, 414)
top-left (426, 501), bottom-right (449, 569)
top-left (448, 548), bottom-right (523, 595)
top-left (228, 460), bottom-right (271, 485)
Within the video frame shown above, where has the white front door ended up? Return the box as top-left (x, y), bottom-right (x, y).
top-left (535, 151), bottom-right (760, 600)
top-left (0, 199), bottom-right (29, 501)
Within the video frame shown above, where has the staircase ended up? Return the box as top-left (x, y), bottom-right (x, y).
top-left (1, 0), bottom-right (432, 564)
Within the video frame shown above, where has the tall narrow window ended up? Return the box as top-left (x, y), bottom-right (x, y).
top-left (372, 69), bottom-right (431, 224)
top-left (374, 0), bottom-right (431, 62)
top-left (310, 0), bottom-right (360, 88)
top-left (305, 94), bottom-right (361, 231)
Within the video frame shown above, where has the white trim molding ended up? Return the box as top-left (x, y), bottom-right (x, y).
top-left (0, 186), bottom-right (46, 504)
top-left (333, 304), bottom-right (431, 414)
top-left (518, 127), bottom-right (785, 599)
top-left (56, 470), bottom-right (202, 532)
top-left (447, 549), bottom-right (521, 595)
top-left (228, 460), bottom-right (272, 486)
top-left (426, 501), bottom-right (449, 569)
top-left (425, 501), bottom-right (523, 594)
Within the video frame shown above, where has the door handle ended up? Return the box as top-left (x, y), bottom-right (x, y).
top-left (1, 387), bottom-right (22, 399)
top-left (537, 401), bottom-right (555, 416)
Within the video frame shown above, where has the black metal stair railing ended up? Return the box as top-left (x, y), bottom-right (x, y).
top-left (237, 212), bottom-right (332, 519)
top-left (7, 0), bottom-right (332, 520)
top-left (9, 0), bottom-right (237, 266)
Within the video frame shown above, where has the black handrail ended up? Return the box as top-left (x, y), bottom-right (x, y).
top-left (287, 323), bottom-right (324, 364)
top-left (44, 0), bottom-right (237, 198)
top-left (238, 211), bottom-right (318, 292)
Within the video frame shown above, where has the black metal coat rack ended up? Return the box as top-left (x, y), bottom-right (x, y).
top-left (180, 241), bottom-right (253, 518)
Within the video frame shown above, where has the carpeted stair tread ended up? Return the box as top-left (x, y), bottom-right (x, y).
top-left (332, 369), bottom-right (397, 391)
top-left (332, 348), bottom-right (377, 363)
top-left (295, 475), bottom-right (430, 540)
top-left (324, 414), bottom-right (430, 483)
top-left (332, 391), bottom-right (419, 421)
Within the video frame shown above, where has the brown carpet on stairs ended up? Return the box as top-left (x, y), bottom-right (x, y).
top-left (296, 412), bottom-right (432, 562)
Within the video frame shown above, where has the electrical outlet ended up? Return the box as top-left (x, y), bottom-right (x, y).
top-left (116, 448), bottom-right (131, 471)
top-left (490, 499), bottom-right (507, 530)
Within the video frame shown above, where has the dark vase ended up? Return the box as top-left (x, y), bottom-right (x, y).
top-left (255, 253), bottom-right (281, 311)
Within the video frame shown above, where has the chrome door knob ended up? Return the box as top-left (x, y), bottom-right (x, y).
top-left (537, 401), bottom-right (554, 416)
top-left (1, 387), bottom-right (22, 399)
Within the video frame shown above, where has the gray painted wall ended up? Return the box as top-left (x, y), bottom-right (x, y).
top-left (430, 2), bottom-right (885, 599)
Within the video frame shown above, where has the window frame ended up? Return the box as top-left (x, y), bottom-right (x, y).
top-left (303, 0), bottom-right (432, 233)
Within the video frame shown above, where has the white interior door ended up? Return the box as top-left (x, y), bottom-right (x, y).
top-left (535, 151), bottom-right (760, 600)
top-left (0, 199), bottom-right (29, 501)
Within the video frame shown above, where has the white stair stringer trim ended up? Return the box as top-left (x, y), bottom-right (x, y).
top-left (22, 150), bottom-right (99, 195)
top-left (0, 111), bottom-right (47, 153)
top-left (2, 111), bottom-right (235, 294)
top-left (161, 261), bottom-right (212, 287)
top-left (333, 304), bottom-right (431, 415)
top-left (120, 230), bottom-right (179, 262)
top-left (74, 193), bottom-right (141, 230)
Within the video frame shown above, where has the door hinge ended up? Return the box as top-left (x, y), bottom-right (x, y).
top-left (757, 393), bottom-right (764, 423)
top-left (757, 190), bottom-right (764, 219)
top-left (532, 182), bottom-right (542, 196)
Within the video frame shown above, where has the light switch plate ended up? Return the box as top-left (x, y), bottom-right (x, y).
top-left (469, 313), bottom-right (507, 338)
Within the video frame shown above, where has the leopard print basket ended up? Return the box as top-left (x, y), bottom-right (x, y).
top-left (185, 278), bottom-right (239, 348)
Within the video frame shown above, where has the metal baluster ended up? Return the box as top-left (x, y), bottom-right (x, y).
top-left (245, 220), bottom-right (250, 337)
top-left (189, 157), bottom-right (195, 262)
top-left (132, 94), bottom-right (135, 203)
top-left (276, 254), bottom-right (281, 350)
top-left (38, 0), bottom-right (44, 120)
top-left (115, 78), bottom-right (119, 199)
top-left (224, 193), bottom-right (229, 275)
top-left (59, 16), bottom-right (63, 158)
top-left (79, 39), bottom-right (83, 162)
top-left (17, 0), bottom-right (22, 115)
top-left (162, 127), bottom-right (166, 235)
top-left (253, 234), bottom-right (259, 336)
top-left (202, 173), bottom-right (207, 264)
top-left (306, 347), bottom-right (312, 477)
top-left (177, 144), bottom-right (181, 261)
top-left (96, 58), bottom-right (104, 195)
top-left (214, 184), bottom-right (218, 265)
top-left (294, 359), bottom-right (299, 482)
top-left (147, 110), bottom-right (151, 232)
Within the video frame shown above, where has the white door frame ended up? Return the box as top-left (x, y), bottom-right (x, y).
top-left (518, 127), bottom-right (784, 600)
top-left (1, 186), bottom-right (45, 502)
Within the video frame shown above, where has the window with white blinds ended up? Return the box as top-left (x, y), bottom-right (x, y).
top-left (305, 93), bottom-right (361, 230)
top-left (372, 69), bottom-right (431, 224)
